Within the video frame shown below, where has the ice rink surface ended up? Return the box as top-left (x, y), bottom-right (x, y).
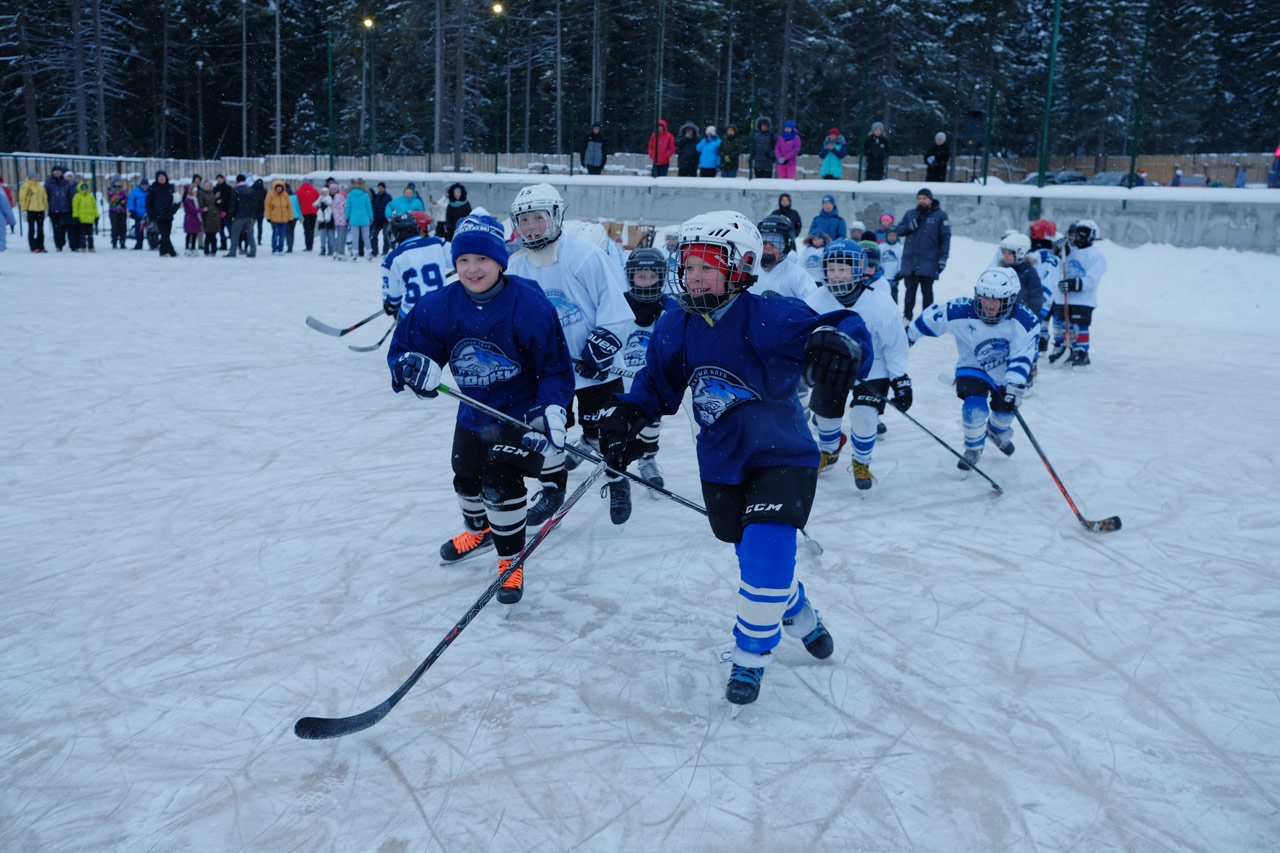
top-left (3, 235), bottom-right (1279, 851)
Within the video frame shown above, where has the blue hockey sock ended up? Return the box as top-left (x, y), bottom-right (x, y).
top-left (732, 522), bottom-right (798, 655)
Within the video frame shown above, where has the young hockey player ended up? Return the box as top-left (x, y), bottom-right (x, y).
top-left (380, 211), bottom-right (451, 320)
top-left (997, 232), bottom-right (1043, 318)
top-left (755, 215), bottom-right (821, 300)
top-left (1049, 219), bottom-right (1107, 367)
top-left (907, 267), bottom-right (1038, 470)
top-left (386, 214), bottom-right (574, 605)
top-left (594, 211), bottom-right (874, 706)
top-left (504, 183), bottom-right (635, 525)
top-left (805, 240), bottom-right (911, 489)
top-left (799, 231), bottom-right (828, 281)
top-left (1027, 219), bottom-right (1061, 351)
top-left (878, 225), bottom-right (902, 303)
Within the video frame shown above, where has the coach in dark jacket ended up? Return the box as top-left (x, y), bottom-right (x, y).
top-left (925, 132), bottom-right (951, 182)
top-left (897, 188), bottom-right (951, 321)
top-left (145, 171), bottom-right (179, 257)
top-left (225, 174), bottom-right (259, 258)
top-left (750, 116), bottom-right (775, 178)
top-left (44, 166), bottom-right (76, 251)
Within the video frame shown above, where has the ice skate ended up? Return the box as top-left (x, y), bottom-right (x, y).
top-left (986, 426), bottom-right (1015, 456)
top-left (852, 461), bottom-right (875, 491)
top-left (817, 434), bottom-right (846, 474)
top-left (1068, 349), bottom-right (1091, 367)
top-left (726, 662), bottom-right (766, 706)
top-left (526, 485), bottom-right (564, 526)
top-left (496, 558), bottom-right (523, 605)
top-left (562, 437), bottom-right (592, 471)
top-left (604, 478), bottom-right (631, 524)
top-left (638, 455), bottom-right (664, 490)
top-left (957, 448), bottom-right (983, 472)
top-left (439, 526), bottom-right (493, 564)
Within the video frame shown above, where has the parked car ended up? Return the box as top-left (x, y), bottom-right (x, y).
top-left (971, 175), bottom-right (1006, 185)
top-left (1021, 170), bottom-right (1088, 186)
top-left (1176, 174), bottom-right (1209, 188)
top-left (1090, 171), bottom-right (1138, 186)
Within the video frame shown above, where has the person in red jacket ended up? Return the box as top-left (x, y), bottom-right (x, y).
top-left (648, 119), bottom-right (676, 178)
top-left (296, 181), bottom-right (320, 251)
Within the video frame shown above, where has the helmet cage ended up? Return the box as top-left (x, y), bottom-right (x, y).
top-left (624, 248), bottom-right (668, 302)
top-left (822, 239), bottom-right (868, 300)
top-left (511, 184), bottom-right (566, 251)
top-left (674, 212), bottom-right (761, 316)
top-left (974, 268), bottom-right (1020, 324)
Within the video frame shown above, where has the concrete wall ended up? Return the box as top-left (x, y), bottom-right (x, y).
top-left (315, 172), bottom-right (1280, 253)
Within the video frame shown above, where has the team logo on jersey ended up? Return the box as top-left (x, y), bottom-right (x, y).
top-left (690, 366), bottom-right (759, 426)
top-left (623, 329), bottom-right (652, 368)
top-left (543, 289), bottom-right (584, 327)
top-left (974, 337), bottom-right (1011, 373)
top-left (450, 339), bottom-right (520, 387)
top-left (1067, 258), bottom-right (1087, 279)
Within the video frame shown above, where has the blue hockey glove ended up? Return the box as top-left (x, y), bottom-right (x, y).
top-left (575, 327), bottom-right (623, 380)
top-left (525, 403), bottom-right (568, 452)
top-left (390, 352), bottom-right (441, 398)
top-left (1002, 382), bottom-right (1026, 408)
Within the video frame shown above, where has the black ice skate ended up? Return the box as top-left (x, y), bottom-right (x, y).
top-left (526, 485), bottom-right (565, 526)
top-left (726, 662), bottom-right (766, 705)
top-left (986, 426), bottom-right (1015, 456)
top-left (603, 477), bottom-right (631, 524)
top-left (957, 448), bottom-right (983, 471)
top-left (785, 612), bottom-right (835, 659)
top-left (1068, 349), bottom-right (1091, 367)
top-left (439, 527), bottom-right (494, 564)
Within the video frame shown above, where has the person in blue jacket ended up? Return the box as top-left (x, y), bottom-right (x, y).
top-left (387, 214), bottom-right (575, 606)
top-left (127, 179), bottom-right (149, 249)
top-left (696, 126), bottom-right (722, 177)
top-left (593, 211), bottom-right (874, 707)
top-left (809, 194), bottom-right (847, 242)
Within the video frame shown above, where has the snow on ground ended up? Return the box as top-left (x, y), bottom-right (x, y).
top-left (2, 236), bottom-right (1279, 851)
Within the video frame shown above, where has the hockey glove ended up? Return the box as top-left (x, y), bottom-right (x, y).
top-left (588, 401), bottom-right (648, 470)
top-left (890, 374), bottom-right (913, 412)
top-left (1002, 382), bottom-right (1026, 408)
top-left (803, 326), bottom-right (863, 393)
top-left (382, 297), bottom-right (400, 316)
top-left (525, 403), bottom-right (568, 452)
top-left (1038, 335), bottom-right (1049, 353)
top-left (575, 327), bottom-right (623, 381)
top-left (1058, 277), bottom-right (1083, 294)
top-left (390, 352), bottom-right (441, 398)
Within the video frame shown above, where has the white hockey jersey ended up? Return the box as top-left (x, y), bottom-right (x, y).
top-left (381, 236), bottom-right (452, 319)
top-left (756, 259), bottom-right (822, 301)
top-left (908, 298), bottom-right (1039, 387)
top-left (1031, 248), bottom-right (1061, 317)
top-left (878, 240), bottom-right (903, 282)
top-left (506, 236), bottom-right (633, 389)
top-left (799, 245), bottom-right (825, 281)
top-left (1053, 243), bottom-right (1106, 309)
top-left (807, 283), bottom-right (910, 381)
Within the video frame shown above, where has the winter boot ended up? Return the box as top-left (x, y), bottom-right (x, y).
top-left (852, 461), bottom-right (875, 491)
top-left (638, 455), bottom-right (664, 489)
top-left (726, 659), bottom-right (767, 705)
top-left (526, 485), bottom-right (565, 526)
top-left (817, 434), bottom-right (846, 474)
top-left (986, 425), bottom-right (1015, 456)
top-left (604, 477), bottom-right (631, 524)
top-left (496, 558), bottom-right (523, 605)
top-left (439, 526), bottom-right (493, 564)
top-left (957, 448), bottom-right (983, 471)
top-left (1068, 349), bottom-right (1091, 367)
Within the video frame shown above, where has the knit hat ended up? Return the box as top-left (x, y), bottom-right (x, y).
top-left (451, 214), bottom-right (509, 269)
top-left (828, 127), bottom-right (839, 136)
top-left (821, 194), bottom-right (836, 206)
top-left (783, 120), bottom-right (797, 130)
top-left (406, 181), bottom-right (416, 190)
top-left (879, 212), bottom-right (894, 225)
top-left (872, 121), bottom-right (886, 132)
top-left (706, 125), bottom-right (716, 136)
top-left (851, 220), bottom-right (866, 232)
top-left (916, 187), bottom-right (934, 200)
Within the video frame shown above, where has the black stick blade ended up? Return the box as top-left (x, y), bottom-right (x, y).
top-left (294, 702), bottom-right (392, 740)
top-left (1083, 515), bottom-right (1122, 533)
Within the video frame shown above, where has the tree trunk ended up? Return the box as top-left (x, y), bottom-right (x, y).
top-left (555, 0), bottom-right (563, 154)
top-left (69, 0), bottom-right (89, 155)
top-left (777, 0), bottom-right (793, 119)
top-left (16, 8), bottom-right (41, 151)
top-left (433, 0), bottom-right (443, 156)
top-left (159, 1), bottom-right (169, 156)
top-left (92, 0), bottom-right (108, 155)
top-left (452, 0), bottom-right (466, 169)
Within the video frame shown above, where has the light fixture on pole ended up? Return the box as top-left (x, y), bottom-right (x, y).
top-left (195, 59), bottom-right (205, 160)
top-left (363, 17), bottom-right (375, 169)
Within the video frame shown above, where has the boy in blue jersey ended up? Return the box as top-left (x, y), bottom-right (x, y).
top-left (907, 267), bottom-right (1039, 471)
top-left (387, 214), bottom-right (575, 605)
top-left (593, 211), bottom-right (874, 706)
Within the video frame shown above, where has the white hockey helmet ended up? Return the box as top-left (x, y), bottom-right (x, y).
top-left (999, 232), bottom-right (1032, 264)
top-left (973, 267), bottom-right (1020, 324)
top-left (573, 221), bottom-right (611, 254)
top-left (1069, 219), bottom-right (1099, 248)
top-left (511, 183), bottom-right (566, 251)
top-left (675, 210), bottom-right (762, 315)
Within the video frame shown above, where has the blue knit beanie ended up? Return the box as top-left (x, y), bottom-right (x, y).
top-left (451, 214), bottom-right (509, 269)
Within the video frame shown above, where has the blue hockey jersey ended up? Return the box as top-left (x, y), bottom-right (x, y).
top-left (388, 275), bottom-right (574, 432)
top-left (619, 293), bottom-right (874, 484)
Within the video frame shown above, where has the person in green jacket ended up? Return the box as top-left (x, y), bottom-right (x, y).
top-left (719, 124), bottom-right (745, 177)
top-left (71, 182), bottom-right (99, 252)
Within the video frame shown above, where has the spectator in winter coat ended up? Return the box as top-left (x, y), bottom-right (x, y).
top-left (371, 182), bottom-right (393, 255)
top-left (770, 192), bottom-right (803, 237)
top-left (346, 179), bottom-right (374, 257)
top-left (127, 179), bottom-right (148, 249)
top-left (106, 178), bottom-right (128, 248)
top-left (925, 132), bottom-right (950, 182)
top-left (696, 126), bottom-right (722, 177)
top-left (71, 182), bottom-right (99, 252)
top-left (864, 122), bottom-right (890, 180)
top-left (252, 178), bottom-right (268, 240)
top-left (647, 119), bottom-right (676, 177)
top-left (719, 124), bottom-right (744, 177)
top-left (1269, 151), bottom-right (1280, 189)
top-left (0, 188), bottom-right (15, 254)
top-left (1234, 164), bottom-right (1247, 188)
top-left (314, 186), bottom-right (335, 256)
top-left (265, 179), bottom-right (294, 254)
top-left (676, 122), bottom-right (700, 177)
top-left (751, 116), bottom-right (776, 178)
top-left (146, 171), bottom-right (179, 257)
top-left (809, 194), bottom-right (847, 243)
top-left (818, 128), bottom-right (848, 179)
top-left (386, 183), bottom-right (427, 219)
top-left (213, 175), bottom-right (235, 250)
top-left (0, 176), bottom-right (10, 208)
top-left (181, 184), bottom-right (204, 254)
top-left (1171, 165), bottom-right (1183, 187)
top-left (286, 186), bottom-right (301, 252)
top-left (774, 120), bottom-right (802, 179)
top-left (442, 182), bottom-right (470, 240)
top-left (18, 171), bottom-right (48, 252)
top-left (581, 123), bottom-right (607, 175)
top-left (44, 166), bottom-right (75, 251)
top-left (297, 180), bottom-right (319, 250)
top-left (330, 184), bottom-right (349, 259)
top-left (225, 174), bottom-right (258, 258)
top-left (896, 187), bottom-right (951, 321)
top-left (198, 180), bottom-right (221, 255)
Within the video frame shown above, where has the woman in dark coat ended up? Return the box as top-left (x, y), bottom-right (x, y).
top-left (442, 182), bottom-right (471, 241)
top-left (145, 170), bottom-right (179, 257)
top-left (864, 122), bottom-right (891, 181)
top-left (925, 132), bottom-right (950, 182)
top-left (770, 193), bottom-right (803, 237)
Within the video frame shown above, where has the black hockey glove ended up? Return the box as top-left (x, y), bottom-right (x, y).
top-left (382, 298), bottom-right (400, 316)
top-left (575, 327), bottom-right (623, 381)
top-left (586, 401), bottom-right (648, 470)
top-left (803, 326), bottom-right (863, 393)
top-left (390, 352), bottom-right (441, 398)
top-left (1058, 277), bottom-right (1083, 294)
top-left (1002, 382), bottom-right (1026, 409)
top-left (1038, 335), bottom-right (1049, 353)
top-left (890, 374), bottom-right (913, 412)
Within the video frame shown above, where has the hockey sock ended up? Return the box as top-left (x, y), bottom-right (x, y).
top-left (848, 404), bottom-right (878, 464)
top-left (731, 522), bottom-right (797, 656)
top-left (782, 589), bottom-right (817, 639)
top-left (1051, 314), bottom-right (1067, 349)
top-left (988, 409), bottom-right (1015, 439)
top-left (484, 493), bottom-right (526, 556)
top-left (962, 395), bottom-right (990, 452)
top-left (537, 456), bottom-right (568, 494)
top-left (456, 490), bottom-right (487, 532)
top-left (1071, 322), bottom-right (1090, 352)
top-left (813, 414), bottom-right (843, 452)
top-left (637, 421), bottom-right (661, 456)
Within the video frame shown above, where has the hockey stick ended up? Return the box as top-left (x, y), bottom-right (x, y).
top-left (305, 309), bottom-right (384, 337)
top-left (1013, 410), bottom-right (1121, 533)
top-left (439, 384), bottom-right (825, 554)
top-left (349, 320), bottom-right (398, 352)
top-left (294, 460), bottom-right (610, 740)
top-left (869, 392), bottom-right (1002, 494)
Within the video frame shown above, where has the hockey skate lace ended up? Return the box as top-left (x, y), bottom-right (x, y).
top-left (852, 462), bottom-right (873, 480)
top-left (499, 559), bottom-right (523, 589)
top-left (729, 664), bottom-right (763, 686)
top-left (451, 528), bottom-right (489, 554)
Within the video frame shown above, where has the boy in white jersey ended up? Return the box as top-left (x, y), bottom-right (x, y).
top-left (381, 211), bottom-right (451, 319)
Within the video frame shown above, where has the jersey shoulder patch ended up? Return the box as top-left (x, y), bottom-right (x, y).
top-left (1012, 304), bottom-right (1038, 331)
top-left (947, 299), bottom-right (977, 322)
